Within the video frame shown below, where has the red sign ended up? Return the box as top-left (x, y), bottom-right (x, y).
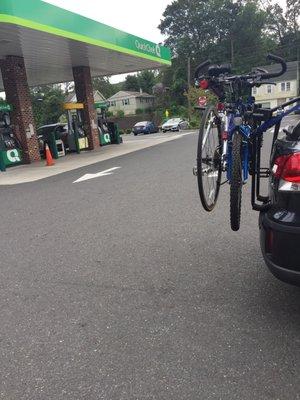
top-left (198, 96), bottom-right (207, 107)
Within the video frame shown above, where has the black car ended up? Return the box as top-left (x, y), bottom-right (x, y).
top-left (259, 120), bottom-right (300, 285)
top-left (132, 121), bottom-right (158, 136)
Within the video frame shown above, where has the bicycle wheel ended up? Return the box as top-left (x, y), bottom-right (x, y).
top-left (230, 133), bottom-right (243, 231)
top-left (197, 106), bottom-right (222, 211)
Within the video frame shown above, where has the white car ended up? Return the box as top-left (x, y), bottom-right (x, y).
top-left (162, 118), bottom-right (189, 133)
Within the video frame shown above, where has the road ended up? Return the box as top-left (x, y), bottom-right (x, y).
top-left (1, 129), bottom-right (300, 400)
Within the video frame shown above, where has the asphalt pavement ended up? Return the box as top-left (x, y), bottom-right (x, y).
top-left (1, 129), bottom-right (300, 400)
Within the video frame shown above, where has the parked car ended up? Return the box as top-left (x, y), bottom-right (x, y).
top-left (259, 120), bottom-right (300, 285)
top-left (132, 121), bottom-right (158, 136)
top-left (37, 123), bottom-right (68, 156)
top-left (162, 118), bottom-right (189, 133)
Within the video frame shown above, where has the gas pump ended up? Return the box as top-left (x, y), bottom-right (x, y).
top-left (0, 103), bottom-right (22, 172)
top-left (64, 103), bottom-right (89, 153)
top-left (95, 101), bottom-right (122, 145)
top-left (96, 101), bottom-right (111, 146)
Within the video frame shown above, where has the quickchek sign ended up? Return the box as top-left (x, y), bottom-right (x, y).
top-left (0, 103), bottom-right (12, 112)
top-left (2, 149), bottom-right (22, 166)
top-left (135, 40), bottom-right (162, 58)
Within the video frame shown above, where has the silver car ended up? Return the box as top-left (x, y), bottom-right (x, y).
top-left (162, 118), bottom-right (189, 133)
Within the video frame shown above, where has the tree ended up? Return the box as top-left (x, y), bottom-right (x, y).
top-left (93, 76), bottom-right (118, 98)
top-left (160, 0), bottom-right (269, 67)
top-left (31, 85), bottom-right (65, 127)
top-left (123, 75), bottom-right (140, 92)
top-left (137, 70), bottom-right (156, 93)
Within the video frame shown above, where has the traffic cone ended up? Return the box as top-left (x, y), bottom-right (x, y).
top-left (45, 144), bottom-right (55, 166)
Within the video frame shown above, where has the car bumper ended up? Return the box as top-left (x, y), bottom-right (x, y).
top-left (259, 211), bottom-right (300, 286)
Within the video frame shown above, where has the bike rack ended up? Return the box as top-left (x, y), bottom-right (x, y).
top-left (250, 97), bottom-right (300, 212)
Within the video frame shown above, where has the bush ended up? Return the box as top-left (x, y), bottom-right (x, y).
top-left (116, 110), bottom-right (125, 118)
top-left (125, 128), bottom-right (132, 134)
top-left (106, 111), bottom-right (113, 117)
top-left (119, 129), bottom-right (124, 135)
top-left (135, 108), bottom-right (143, 115)
top-left (145, 107), bottom-right (154, 114)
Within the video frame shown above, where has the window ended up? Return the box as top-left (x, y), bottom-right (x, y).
top-left (252, 87), bottom-right (257, 95)
top-left (267, 85), bottom-right (272, 94)
top-left (109, 100), bottom-right (116, 107)
top-left (286, 82), bottom-right (291, 91)
top-left (122, 99), bottom-right (130, 106)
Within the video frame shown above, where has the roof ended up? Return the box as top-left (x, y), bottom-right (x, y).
top-left (66, 90), bottom-right (106, 103)
top-left (107, 91), bottom-right (155, 101)
top-left (253, 61), bottom-right (299, 82)
top-left (0, 0), bottom-right (171, 90)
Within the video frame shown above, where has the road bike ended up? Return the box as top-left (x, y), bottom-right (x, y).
top-left (193, 54), bottom-right (300, 231)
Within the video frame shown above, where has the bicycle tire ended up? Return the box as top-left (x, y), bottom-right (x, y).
top-left (230, 133), bottom-right (243, 231)
top-left (197, 106), bottom-right (222, 212)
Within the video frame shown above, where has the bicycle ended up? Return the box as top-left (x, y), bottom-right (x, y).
top-left (193, 54), bottom-right (300, 231)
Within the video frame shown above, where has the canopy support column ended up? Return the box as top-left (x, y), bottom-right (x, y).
top-left (0, 56), bottom-right (40, 163)
top-left (73, 66), bottom-right (100, 150)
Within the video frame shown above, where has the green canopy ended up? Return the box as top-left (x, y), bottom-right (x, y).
top-left (0, 0), bottom-right (171, 89)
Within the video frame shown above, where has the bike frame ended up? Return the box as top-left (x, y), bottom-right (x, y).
top-left (219, 97), bottom-right (300, 192)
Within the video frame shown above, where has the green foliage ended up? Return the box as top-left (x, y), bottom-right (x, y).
top-left (157, 0), bottom-right (300, 114)
top-left (123, 70), bottom-right (157, 94)
top-left (145, 107), bottom-right (154, 114)
top-left (123, 75), bottom-right (140, 92)
top-left (31, 85), bottom-right (65, 127)
top-left (116, 110), bottom-right (125, 118)
top-left (93, 77), bottom-right (122, 98)
top-left (135, 108), bottom-right (144, 115)
top-left (137, 70), bottom-right (156, 94)
top-left (125, 128), bottom-right (132, 134)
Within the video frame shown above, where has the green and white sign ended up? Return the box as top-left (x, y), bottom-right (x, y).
top-left (0, 103), bottom-right (12, 112)
top-left (0, 0), bottom-right (171, 65)
top-left (100, 133), bottom-right (111, 146)
top-left (2, 149), bottom-right (22, 166)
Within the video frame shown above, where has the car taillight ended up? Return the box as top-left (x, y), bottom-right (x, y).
top-left (273, 153), bottom-right (300, 191)
top-left (273, 153), bottom-right (300, 182)
top-left (200, 79), bottom-right (209, 89)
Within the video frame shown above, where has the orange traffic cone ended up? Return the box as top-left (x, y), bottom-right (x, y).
top-left (45, 144), bottom-right (55, 166)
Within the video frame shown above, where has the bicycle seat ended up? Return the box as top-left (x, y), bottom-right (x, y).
top-left (208, 63), bottom-right (231, 77)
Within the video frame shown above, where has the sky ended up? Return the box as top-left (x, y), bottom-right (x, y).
top-left (43, 0), bottom-right (172, 43)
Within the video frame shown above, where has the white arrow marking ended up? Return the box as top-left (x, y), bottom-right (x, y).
top-left (73, 167), bottom-right (121, 183)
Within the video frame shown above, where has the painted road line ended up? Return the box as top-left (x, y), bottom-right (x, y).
top-left (73, 167), bottom-right (121, 183)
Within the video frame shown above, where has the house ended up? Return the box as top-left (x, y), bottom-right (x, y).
top-left (252, 61), bottom-right (299, 108)
top-left (107, 90), bottom-right (155, 115)
top-left (66, 90), bottom-right (106, 104)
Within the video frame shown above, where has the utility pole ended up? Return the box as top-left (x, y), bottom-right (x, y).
top-left (230, 37), bottom-right (234, 67)
top-left (187, 56), bottom-right (191, 122)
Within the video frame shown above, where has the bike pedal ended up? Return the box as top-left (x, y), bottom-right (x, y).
top-left (193, 166), bottom-right (198, 176)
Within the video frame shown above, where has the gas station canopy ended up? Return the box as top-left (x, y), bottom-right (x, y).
top-left (0, 0), bottom-right (172, 90)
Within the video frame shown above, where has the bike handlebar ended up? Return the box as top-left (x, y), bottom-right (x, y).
top-left (194, 53), bottom-right (287, 82)
top-left (259, 54), bottom-right (287, 79)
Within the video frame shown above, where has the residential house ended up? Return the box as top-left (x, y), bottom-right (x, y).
top-left (66, 90), bottom-right (106, 104)
top-left (107, 90), bottom-right (155, 115)
top-left (252, 61), bottom-right (299, 108)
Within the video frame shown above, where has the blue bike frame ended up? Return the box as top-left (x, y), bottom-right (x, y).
top-left (225, 100), bottom-right (300, 184)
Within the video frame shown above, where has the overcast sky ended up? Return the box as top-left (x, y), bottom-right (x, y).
top-left (43, 0), bottom-right (287, 82)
